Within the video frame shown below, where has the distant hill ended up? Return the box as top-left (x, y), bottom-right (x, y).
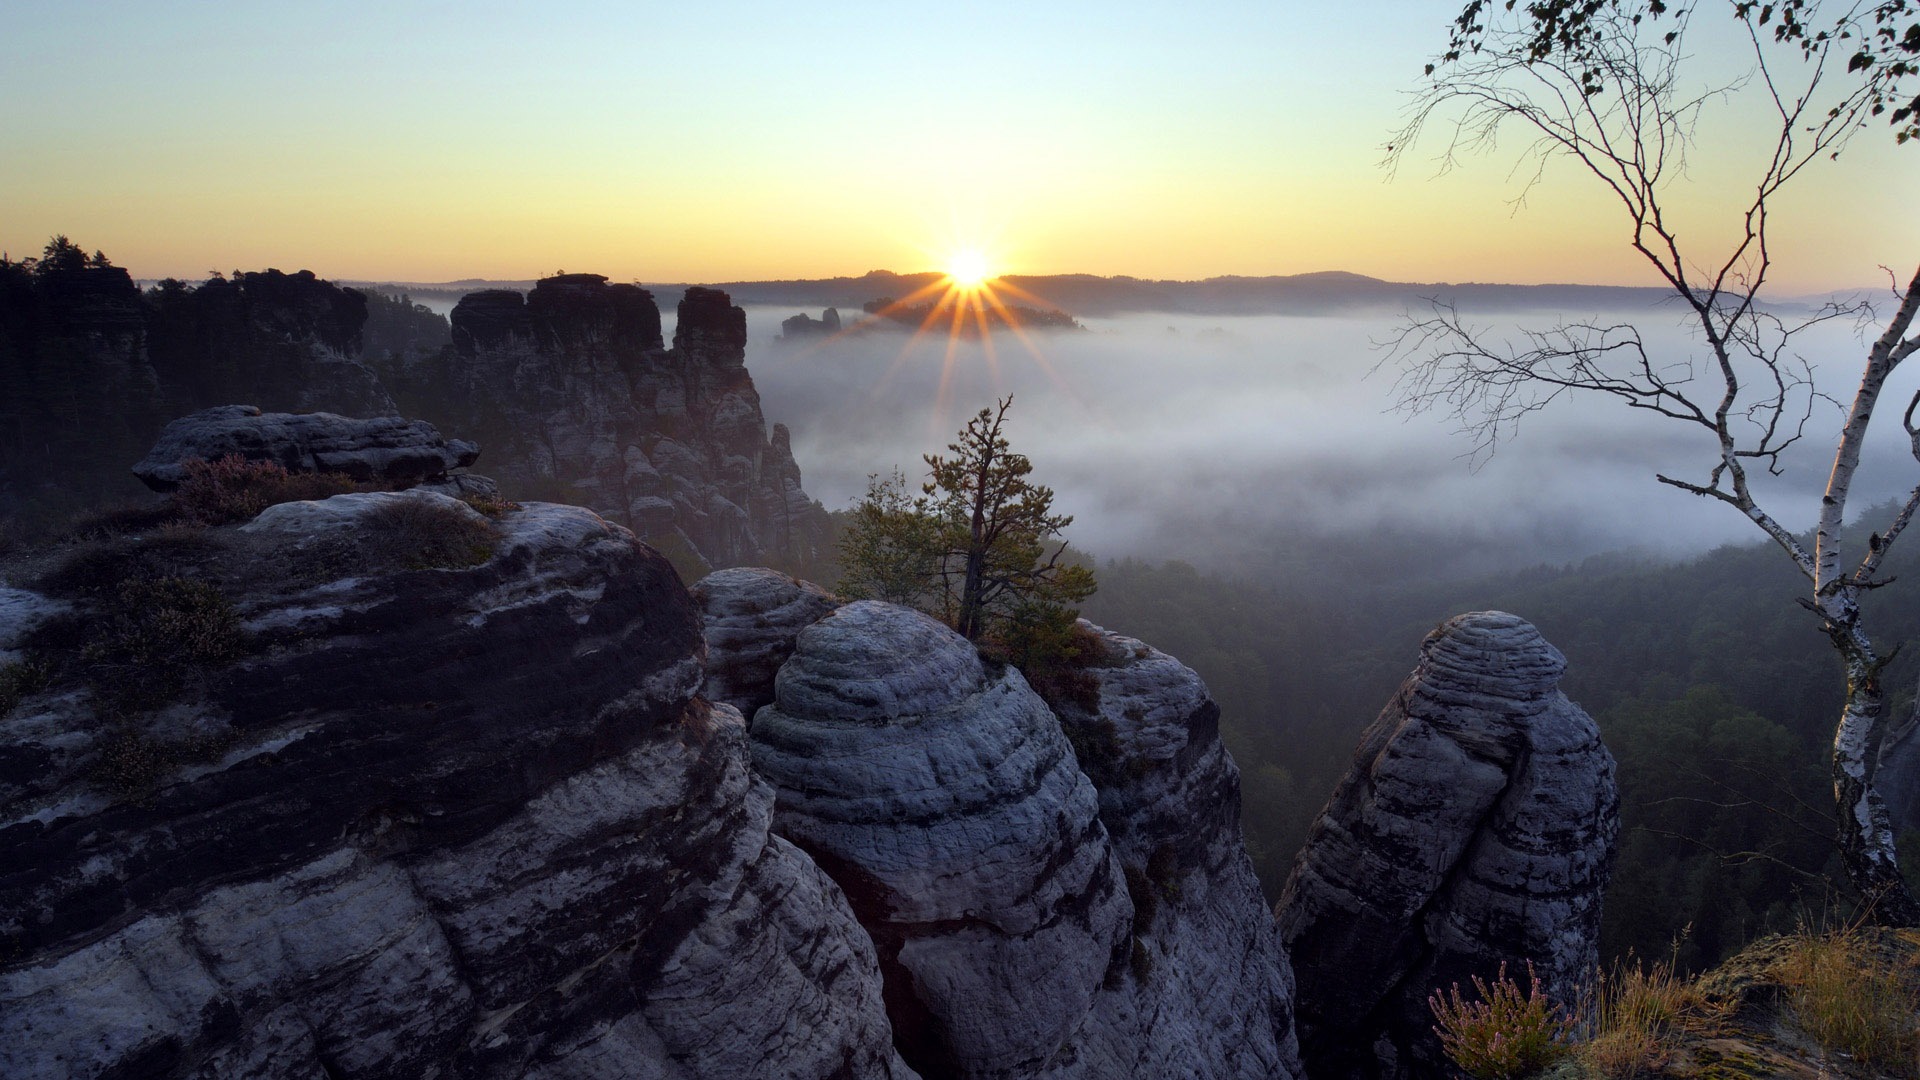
top-left (316, 269), bottom-right (1829, 319)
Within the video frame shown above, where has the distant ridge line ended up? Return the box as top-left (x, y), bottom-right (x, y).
top-left (290, 269), bottom-right (1840, 318)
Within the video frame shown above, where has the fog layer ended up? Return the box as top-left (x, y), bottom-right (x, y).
top-left (665, 303), bottom-right (1913, 584)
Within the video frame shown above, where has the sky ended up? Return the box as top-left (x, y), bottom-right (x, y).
top-left (3, 1), bottom-right (1916, 291)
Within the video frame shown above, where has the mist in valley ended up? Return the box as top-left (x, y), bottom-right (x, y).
top-left (693, 301), bottom-right (1906, 590)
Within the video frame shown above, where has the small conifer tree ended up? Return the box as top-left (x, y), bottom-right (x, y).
top-left (839, 396), bottom-right (1095, 646)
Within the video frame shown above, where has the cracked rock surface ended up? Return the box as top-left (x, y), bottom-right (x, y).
top-left (0, 501), bottom-right (909, 1080)
top-left (1027, 621), bottom-right (1303, 1080)
top-left (691, 566), bottom-right (841, 716)
top-left (1276, 611), bottom-right (1618, 1080)
top-left (132, 405), bottom-right (479, 491)
top-left (748, 601), bottom-right (1132, 1080)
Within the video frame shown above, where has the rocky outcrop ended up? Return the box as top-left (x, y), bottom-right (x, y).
top-left (748, 602), bottom-right (1134, 1080)
top-left (2, 254), bottom-right (399, 512)
top-left (780, 308), bottom-right (842, 338)
top-left (0, 587), bottom-right (67, 666)
top-left (691, 566), bottom-right (841, 715)
top-left (1029, 621), bottom-right (1303, 1079)
top-left (1276, 612), bottom-right (1618, 1080)
top-left (145, 268), bottom-right (396, 418)
top-left (445, 276), bottom-right (829, 570)
top-left (1879, 703), bottom-right (1920, 835)
top-left (746, 601), bottom-right (1305, 1080)
top-left (0, 498), bottom-right (910, 1079)
top-left (132, 405), bottom-right (480, 491)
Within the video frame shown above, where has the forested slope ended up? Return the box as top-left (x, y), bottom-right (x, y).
top-left (1082, 521), bottom-right (1920, 972)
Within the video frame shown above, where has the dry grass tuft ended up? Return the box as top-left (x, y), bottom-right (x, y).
top-left (361, 497), bottom-right (499, 570)
top-left (458, 493), bottom-right (521, 519)
top-left (61, 500), bottom-right (179, 539)
top-left (1777, 929), bottom-right (1920, 1077)
top-left (1577, 948), bottom-right (1725, 1079)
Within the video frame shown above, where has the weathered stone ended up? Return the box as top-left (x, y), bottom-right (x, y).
top-left (1276, 611), bottom-right (1618, 1080)
top-left (691, 567), bottom-right (841, 716)
top-left (145, 268), bottom-right (397, 419)
top-left (0, 501), bottom-right (910, 1080)
top-left (132, 405), bottom-right (479, 491)
top-left (441, 277), bottom-right (829, 569)
top-left (0, 587), bottom-right (67, 667)
top-left (749, 601), bottom-right (1132, 1080)
top-left (780, 308), bottom-right (842, 338)
top-left (1027, 621), bottom-right (1303, 1079)
top-left (1880, 701), bottom-right (1920, 834)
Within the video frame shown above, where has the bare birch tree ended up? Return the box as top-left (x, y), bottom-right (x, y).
top-left (1387, 0), bottom-right (1920, 923)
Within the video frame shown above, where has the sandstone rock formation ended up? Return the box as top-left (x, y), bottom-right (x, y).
top-left (1029, 621), bottom-right (1303, 1079)
top-left (0, 498), bottom-right (910, 1079)
top-left (1276, 611), bottom-right (1618, 1080)
top-left (132, 405), bottom-right (480, 491)
top-left (444, 276), bottom-right (828, 570)
top-left (748, 602), bottom-right (1134, 1080)
top-left (0, 587), bottom-right (66, 666)
top-left (1879, 700), bottom-right (1920, 834)
top-left (780, 307), bottom-right (842, 338)
top-left (691, 566), bottom-right (841, 715)
top-left (747, 601), bottom-right (1305, 1080)
top-left (144, 268), bottom-right (396, 419)
top-left (1, 255), bottom-right (396, 512)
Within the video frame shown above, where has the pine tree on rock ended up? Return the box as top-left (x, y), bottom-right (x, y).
top-left (839, 396), bottom-right (1095, 647)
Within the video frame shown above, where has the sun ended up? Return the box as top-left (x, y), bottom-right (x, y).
top-left (946, 250), bottom-right (993, 288)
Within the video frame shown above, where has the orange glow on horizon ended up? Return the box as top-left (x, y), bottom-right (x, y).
top-left (946, 250), bottom-right (992, 288)
top-left (770, 249), bottom-right (1082, 431)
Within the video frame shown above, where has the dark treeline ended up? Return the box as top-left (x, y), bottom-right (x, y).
top-left (0, 239), bottom-right (449, 528)
top-left (1082, 524), bottom-right (1920, 973)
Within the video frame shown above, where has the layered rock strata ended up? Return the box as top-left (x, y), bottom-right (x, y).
top-left (132, 405), bottom-right (480, 491)
top-left (0, 498), bottom-right (910, 1079)
top-left (1028, 622), bottom-right (1303, 1079)
top-left (691, 566), bottom-right (841, 715)
top-left (747, 602), bottom-right (1133, 1080)
top-left (1276, 611), bottom-right (1618, 1080)
top-left (446, 276), bottom-right (829, 569)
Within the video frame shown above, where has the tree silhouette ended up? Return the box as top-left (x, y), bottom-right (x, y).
top-left (839, 396), bottom-right (1095, 644)
top-left (1390, 0), bottom-right (1920, 923)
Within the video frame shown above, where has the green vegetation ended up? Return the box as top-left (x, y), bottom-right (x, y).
top-left (0, 239), bottom-right (173, 521)
top-left (1429, 963), bottom-right (1577, 1079)
top-left (1082, 512), bottom-right (1920, 972)
top-left (838, 397), bottom-right (1095, 666)
top-left (82, 576), bottom-right (245, 714)
top-left (89, 721), bottom-right (233, 802)
top-left (360, 496), bottom-right (500, 570)
top-left (1398, 0), bottom-right (1920, 920)
top-left (0, 660), bottom-right (50, 718)
top-left (37, 527), bottom-right (226, 598)
top-left (173, 454), bottom-right (364, 526)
